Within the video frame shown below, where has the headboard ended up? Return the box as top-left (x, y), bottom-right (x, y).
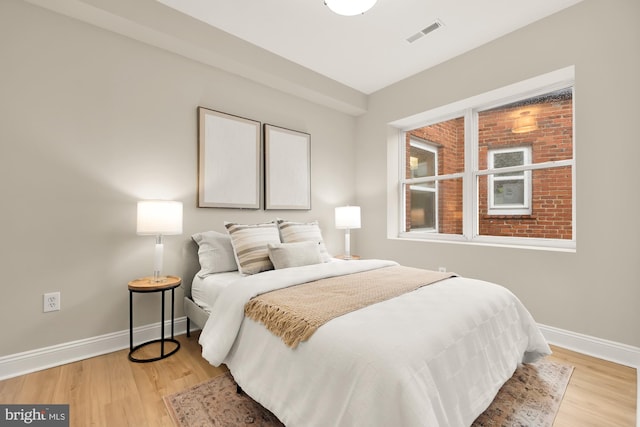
top-left (180, 238), bottom-right (201, 299)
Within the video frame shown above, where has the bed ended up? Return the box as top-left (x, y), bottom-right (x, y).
top-left (185, 223), bottom-right (551, 427)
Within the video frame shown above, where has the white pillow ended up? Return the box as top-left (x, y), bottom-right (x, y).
top-left (267, 241), bottom-right (323, 270)
top-left (277, 219), bottom-right (331, 262)
top-left (191, 231), bottom-right (238, 277)
top-left (225, 221), bottom-right (281, 275)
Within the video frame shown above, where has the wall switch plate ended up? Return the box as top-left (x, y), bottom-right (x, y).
top-left (438, 266), bottom-right (447, 272)
top-left (44, 292), bottom-right (60, 312)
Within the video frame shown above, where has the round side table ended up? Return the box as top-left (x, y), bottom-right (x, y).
top-left (128, 275), bottom-right (181, 363)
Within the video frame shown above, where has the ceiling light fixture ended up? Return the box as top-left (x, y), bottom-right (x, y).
top-left (324, 0), bottom-right (377, 16)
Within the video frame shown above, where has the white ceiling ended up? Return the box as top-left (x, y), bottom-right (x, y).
top-left (156, 0), bottom-right (583, 94)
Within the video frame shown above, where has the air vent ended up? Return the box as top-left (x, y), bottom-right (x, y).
top-left (406, 19), bottom-right (443, 44)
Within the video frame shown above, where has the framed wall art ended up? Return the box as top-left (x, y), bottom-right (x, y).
top-left (197, 107), bottom-right (261, 209)
top-left (264, 124), bottom-right (311, 210)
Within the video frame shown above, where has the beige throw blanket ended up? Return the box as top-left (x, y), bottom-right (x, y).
top-left (244, 265), bottom-right (456, 348)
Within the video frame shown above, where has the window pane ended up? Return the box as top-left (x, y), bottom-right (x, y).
top-left (406, 116), bottom-right (465, 175)
top-left (494, 151), bottom-right (524, 168)
top-left (479, 88), bottom-right (573, 170)
top-left (410, 146), bottom-right (435, 178)
top-left (404, 178), bottom-right (463, 235)
top-left (493, 151), bottom-right (524, 177)
top-left (478, 166), bottom-right (572, 239)
top-left (493, 179), bottom-right (524, 205)
top-left (409, 184), bottom-right (436, 229)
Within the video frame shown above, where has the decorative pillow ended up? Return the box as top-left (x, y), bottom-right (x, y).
top-left (267, 241), bottom-right (322, 270)
top-left (225, 221), bottom-right (281, 275)
top-left (191, 231), bottom-right (238, 277)
top-left (277, 219), bottom-right (331, 262)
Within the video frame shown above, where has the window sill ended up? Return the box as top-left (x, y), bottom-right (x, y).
top-left (482, 214), bottom-right (537, 220)
top-left (393, 233), bottom-right (576, 253)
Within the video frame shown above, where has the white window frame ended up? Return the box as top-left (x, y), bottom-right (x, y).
top-left (405, 138), bottom-right (439, 231)
top-left (487, 146), bottom-right (532, 215)
top-left (387, 66), bottom-right (576, 251)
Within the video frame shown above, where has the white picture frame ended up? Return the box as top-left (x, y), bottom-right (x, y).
top-left (198, 107), bottom-right (261, 209)
top-left (264, 124), bottom-right (311, 210)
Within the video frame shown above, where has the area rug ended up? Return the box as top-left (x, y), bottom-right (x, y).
top-left (164, 359), bottom-right (573, 427)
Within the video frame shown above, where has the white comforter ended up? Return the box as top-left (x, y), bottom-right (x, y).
top-left (199, 259), bottom-right (551, 427)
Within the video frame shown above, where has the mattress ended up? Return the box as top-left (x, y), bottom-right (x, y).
top-left (191, 270), bottom-right (243, 313)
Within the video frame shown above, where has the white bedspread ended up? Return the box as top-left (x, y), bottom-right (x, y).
top-left (199, 259), bottom-right (551, 427)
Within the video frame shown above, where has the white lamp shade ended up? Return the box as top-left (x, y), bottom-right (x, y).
top-left (335, 206), bottom-right (361, 229)
top-left (325, 0), bottom-right (377, 16)
top-left (136, 200), bottom-right (183, 235)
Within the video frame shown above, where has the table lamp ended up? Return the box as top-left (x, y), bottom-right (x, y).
top-left (136, 200), bottom-right (183, 282)
top-left (335, 205), bottom-right (361, 260)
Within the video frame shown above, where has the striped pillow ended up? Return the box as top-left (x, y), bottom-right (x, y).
top-left (225, 222), bottom-right (281, 275)
top-left (277, 219), bottom-right (331, 262)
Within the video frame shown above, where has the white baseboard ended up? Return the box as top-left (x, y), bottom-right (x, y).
top-left (537, 323), bottom-right (640, 368)
top-left (0, 317), bottom-right (190, 381)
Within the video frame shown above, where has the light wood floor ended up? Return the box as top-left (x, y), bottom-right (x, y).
top-left (0, 335), bottom-right (636, 426)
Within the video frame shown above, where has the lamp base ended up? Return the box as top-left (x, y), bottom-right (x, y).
top-left (152, 271), bottom-right (167, 283)
top-left (335, 254), bottom-right (360, 260)
top-left (344, 229), bottom-right (352, 260)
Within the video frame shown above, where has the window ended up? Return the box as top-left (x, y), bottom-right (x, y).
top-left (400, 118), bottom-right (465, 236)
top-left (488, 147), bottom-right (531, 215)
top-left (407, 138), bottom-right (438, 231)
top-left (391, 67), bottom-right (575, 250)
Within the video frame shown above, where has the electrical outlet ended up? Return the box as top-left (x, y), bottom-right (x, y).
top-left (438, 266), bottom-right (447, 272)
top-left (44, 292), bottom-right (60, 312)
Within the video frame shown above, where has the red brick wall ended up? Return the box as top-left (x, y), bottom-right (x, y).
top-left (478, 96), bottom-right (573, 239)
top-left (405, 92), bottom-right (573, 240)
top-left (406, 117), bottom-right (464, 234)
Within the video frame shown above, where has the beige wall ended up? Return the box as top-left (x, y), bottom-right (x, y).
top-left (356, 0), bottom-right (640, 347)
top-left (1, 0), bottom-right (638, 360)
top-left (0, 0), bottom-right (358, 356)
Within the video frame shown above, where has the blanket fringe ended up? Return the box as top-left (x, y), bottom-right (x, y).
top-left (245, 300), bottom-right (316, 348)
